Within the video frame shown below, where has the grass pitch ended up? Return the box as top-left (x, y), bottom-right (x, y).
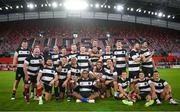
top-left (0, 68), bottom-right (180, 111)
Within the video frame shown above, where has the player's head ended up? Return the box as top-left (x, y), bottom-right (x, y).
top-left (80, 45), bottom-right (86, 53)
top-left (139, 71), bottom-right (145, 80)
top-left (92, 46), bottom-right (98, 53)
top-left (21, 39), bottom-right (28, 49)
top-left (133, 42), bottom-right (140, 50)
top-left (106, 59), bottom-right (113, 66)
top-left (71, 57), bottom-right (77, 64)
top-left (153, 70), bottom-right (160, 80)
top-left (121, 71), bottom-right (128, 79)
top-left (32, 47), bottom-right (41, 57)
top-left (61, 47), bottom-right (67, 55)
top-left (45, 57), bottom-right (53, 66)
top-left (71, 44), bottom-right (77, 52)
top-left (96, 61), bottom-right (103, 69)
top-left (92, 39), bottom-right (98, 47)
top-left (81, 70), bottom-right (89, 79)
top-left (141, 41), bottom-right (148, 48)
top-left (53, 46), bottom-right (59, 53)
top-left (105, 45), bottom-right (111, 52)
top-left (61, 56), bottom-right (68, 64)
top-left (116, 40), bottom-right (123, 48)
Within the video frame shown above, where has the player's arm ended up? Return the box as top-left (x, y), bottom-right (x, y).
top-left (118, 84), bottom-right (128, 97)
top-left (13, 51), bottom-right (18, 67)
top-left (50, 73), bottom-right (58, 86)
top-left (113, 72), bottom-right (118, 81)
top-left (37, 71), bottom-right (43, 85)
top-left (141, 50), bottom-right (154, 63)
top-left (133, 55), bottom-right (141, 63)
top-left (149, 80), bottom-right (156, 93)
top-left (23, 58), bottom-right (29, 81)
top-left (113, 55), bottom-right (117, 66)
top-left (99, 56), bottom-right (103, 62)
top-left (130, 51), bottom-right (141, 63)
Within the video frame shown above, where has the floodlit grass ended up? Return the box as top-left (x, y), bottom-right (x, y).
top-left (0, 68), bottom-right (180, 111)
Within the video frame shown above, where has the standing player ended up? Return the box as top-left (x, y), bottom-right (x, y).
top-left (100, 45), bottom-right (113, 66)
top-left (77, 46), bottom-right (91, 71)
top-left (11, 39), bottom-right (31, 100)
top-left (89, 39), bottom-right (102, 55)
top-left (36, 57), bottom-right (58, 105)
top-left (60, 47), bottom-right (67, 58)
top-left (102, 59), bottom-right (118, 97)
top-left (73, 70), bottom-right (99, 103)
top-left (23, 47), bottom-right (44, 103)
top-left (90, 46), bottom-right (101, 67)
top-left (50, 46), bottom-right (61, 100)
top-left (128, 42), bottom-right (142, 80)
top-left (50, 46), bottom-right (61, 68)
top-left (113, 40), bottom-right (127, 76)
top-left (68, 44), bottom-right (78, 61)
top-left (135, 72), bottom-right (156, 107)
top-left (140, 41), bottom-right (155, 78)
top-left (150, 71), bottom-right (178, 105)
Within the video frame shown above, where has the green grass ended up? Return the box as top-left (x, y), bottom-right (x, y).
top-left (0, 68), bottom-right (180, 111)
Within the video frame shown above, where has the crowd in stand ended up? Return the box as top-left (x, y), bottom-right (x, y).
top-left (0, 19), bottom-right (179, 55)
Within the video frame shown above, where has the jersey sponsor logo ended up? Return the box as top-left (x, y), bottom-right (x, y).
top-left (30, 59), bottom-right (41, 64)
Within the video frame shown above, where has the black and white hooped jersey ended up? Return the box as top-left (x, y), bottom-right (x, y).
top-left (68, 65), bottom-right (81, 77)
top-left (102, 65), bottom-right (117, 80)
top-left (128, 50), bottom-right (140, 72)
top-left (75, 78), bottom-right (98, 94)
top-left (77, 53), bottom-right (90, 70)
top-left (15, 48), bottom-right (31, 68)
top-left (90, 55), bottom-right (100, 66)
top-left (117, 77), bottom-right (130, 92)
top-left (113, 49), bottom-right (127, 69)
top-left (50, 53), bottom-right (61, 67)
top-left (24, 54), bottom-right (44, 76)
top-left (140, 49), bottom-right (153, 68)
top-left (57, 64), bottom-right (70, 80)
top-left (39, 67), bottom-right (57, 83)
top-left (136, 79), bottom-right (151, 94)
top-left (101, 53), bottom-right (113, 65)
top-left (67, 52), bottom-right (78, 61)
top-left (149, 79), bottom-right (168, 93)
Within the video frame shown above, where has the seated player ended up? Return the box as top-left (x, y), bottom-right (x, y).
top-left (135, 71), bottom-right (156, 107)
top-left (36, 58), bottom-right (58, 105)
top-left (116, 71), bottom-right (134, 106)
top-left (150, 71), bottom-right (178, 105)
top-left (72, 70), bottom-right (99, 103)
top-left (101, 59), bottom-right (118, 98)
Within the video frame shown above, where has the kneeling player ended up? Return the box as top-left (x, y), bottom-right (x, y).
top-left (135, 72), bottom-right (156, 107)
top-left (72, 70), bottom-right (99, 103)
top-left (36, 58), bottom-right (58, 105)
top-left (64, 57), bottom-right (81, 101)
top-left (93, 61), bottom-right (106, 98)
top-left (150, 71), bottom-right (178, 105)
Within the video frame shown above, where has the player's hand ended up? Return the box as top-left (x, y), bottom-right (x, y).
top-left (49, 80), bottom-right (55, 86)
top-left (25, 75), bottom-right (29, 82)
